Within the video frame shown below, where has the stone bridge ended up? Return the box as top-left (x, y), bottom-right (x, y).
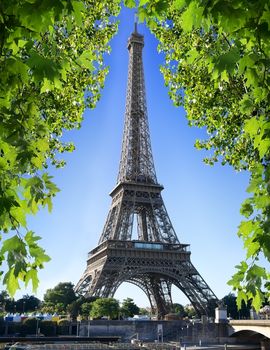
top-left (229, 320), bottom-right (270, 340)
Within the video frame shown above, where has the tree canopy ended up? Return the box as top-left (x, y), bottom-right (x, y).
top-left (43, 282), bottom-right (76, 309)
top-left (90, 297), bottom-right (120, 320)
top-left (222, 292), bottom-right (252, 319)
top-left (0, 0), bottom-right (120, 295)
top-left (16, 294), bottom-right (41, 313)
top-left (128, 0), bottom-right (270, 310)
top-left (171, 303), bottom-right (185, 316)
top-left (120, 297), bottom-right (140, 318)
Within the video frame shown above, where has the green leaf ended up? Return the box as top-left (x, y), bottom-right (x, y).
top-left (27, 50), bottom-right (62, 84)
top-left (244, 117), bottom-right (260, 136)
top-left (139, 0), bottom-right (149, 5)
top-left (252, 290), bottom-right (264, 311)
top-left (10, 203), bottom-right (28, 227)
top-left (25, 269), bottom-right (39, 292)
top-left (147, 19), bottom-right (158, 30)
top-left (245, 68), bottom-right (259, 88)
top-left (43, 197), bottom-right (53, 212)
top-left (248, 264), bottom-right (267, 279)
top-left (240, 200), bottom-right (253, 218)
top-left (236, 290), bottom-right (247, 309)
top-left (238, 220), bottom-right (255, 237)
top-left (244, 237), bottom-right (260, 259)
top-left (186, 48), bottom-right (199, 64)
top-left (25, 231), bottom-right (42, 245)
top-left (181, 1), bottom-right (204, 32)
top-left (3, 268), bottom-right (20, 296)
top-left (40, 78), bottom-right (54, 93)
top-left (172, 0), bottom-right (186, 10)
top-left (228, 261), bottom-right (248, 288)
top-left (258, 139), bottom-right (270, 159)
top-left (240, 95), bottom-right (254, 114)
top-left (72, 1), bottom-right (85, 27)
top-left (260, 6), bottom-right (270, 30)
top-left (1, 236), bottom-right (24, 254)
top-left (238, 54), bottom-right (256, 75)
top-left (125, 0), bottom-right (136, 8)
top-left (138, 7), bottom-right (148, 22)
top-left (77, 51), bottom-right (94, 70)
top-left (214, 48), bottom-right (240, 75)
top-left (29, 245), bottom-right (51, 264)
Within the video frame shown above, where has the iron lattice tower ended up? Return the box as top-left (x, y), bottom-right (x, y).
top-left (75, 27), bottom-right (218, 318)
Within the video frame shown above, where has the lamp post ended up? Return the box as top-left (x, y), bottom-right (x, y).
top-left (87, 317), bottom-right (90, 337)
top-left (157, 324), bottom-right (163, 343)
top-left (36, 318), bottom-right (39, 337)
top-left (76, 315), bottom-right (81, 337)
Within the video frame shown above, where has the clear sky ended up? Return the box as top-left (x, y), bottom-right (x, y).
top-left (24, 7), bottom-right (250, 307)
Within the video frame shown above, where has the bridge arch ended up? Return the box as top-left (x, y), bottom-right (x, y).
top-left (229, 320), bottom-right (270, 340)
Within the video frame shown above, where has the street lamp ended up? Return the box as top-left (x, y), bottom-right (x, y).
top-left (36, 318), bottom-right (39, 337)
top-left (87, 317), bottom-right (90, 337)
top-left (76, 315), bottom-right (82, 337)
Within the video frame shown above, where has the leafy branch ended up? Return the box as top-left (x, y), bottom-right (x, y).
top-left (132, 0), bottom-right (270, 310)
top-left (0, 0), bottom-right (121, 295)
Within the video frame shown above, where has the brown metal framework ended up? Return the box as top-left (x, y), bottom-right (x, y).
top-left (75, 27), bottom-right (218, 318)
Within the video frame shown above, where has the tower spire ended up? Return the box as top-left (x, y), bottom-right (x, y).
top-left (118, 23), bottom-right (157, 185)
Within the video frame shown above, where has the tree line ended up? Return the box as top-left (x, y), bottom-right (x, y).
top-left (0, 282), bottom-right (254, 321)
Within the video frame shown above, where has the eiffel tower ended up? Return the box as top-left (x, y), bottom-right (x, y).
top-left (75, 25), bottom-right (218, 319)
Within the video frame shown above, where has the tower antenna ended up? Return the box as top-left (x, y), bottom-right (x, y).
top-left (134, 12), bottom-right (138, 33)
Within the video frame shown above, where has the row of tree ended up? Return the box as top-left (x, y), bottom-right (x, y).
top-left (0, 282), bottom-right (253, 320)
top-left (0, 283), bottom-right (140, 320)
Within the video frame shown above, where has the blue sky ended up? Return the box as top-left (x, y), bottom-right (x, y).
top-left (24, 7), bottom-right (250, 307)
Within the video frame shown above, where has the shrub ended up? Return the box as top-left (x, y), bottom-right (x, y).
top-left (23, 317), bottom-right (39, 335)
top-left (57, 318), bottom-right (70, 326)
top-left (0, 318), bottom-right (5, 336)
top-left (40, 320), bottom-right (56, 336)
top-left (57, 319), bottom-right (70, 335)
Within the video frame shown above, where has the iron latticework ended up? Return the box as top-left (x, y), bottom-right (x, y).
top-left (75, 27), bottom-right (218, 319)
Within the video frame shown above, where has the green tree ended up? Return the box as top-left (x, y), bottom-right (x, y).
top-left (120, 298), bottom-right (140, 318)
top-left (0, 291), bottom-right (10, 312)
top-left (16, 294), bottom-right (41, 313)
top-left (40, 320), bottom-right (56, 336)
top-left (130, 0), bottom-right (270, 310)
top-left (0, 0), bottom-right (120, 295)
top-left (0, 291), bottom-right (16, 313)
top-left (69, 295), bottom-right (99, 319)
top-left (222, 293), bottom-right (251, 319)
top-left (90, 298), bottom-right (120, 320)
top-left (184, 304), bottom-right (197, 319)
top-left (66, 300), bottom-right (81, 319)
top-left (139, 307), bottom-right (151, 316)
top-left (22, 317), bottom-right (39, 335)
top-left (80, 302), bottom-right (93, 319)
top-left (171, 303), bottom-right (185, 316)
top-left (43, 282), bottom-right (77, 311)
